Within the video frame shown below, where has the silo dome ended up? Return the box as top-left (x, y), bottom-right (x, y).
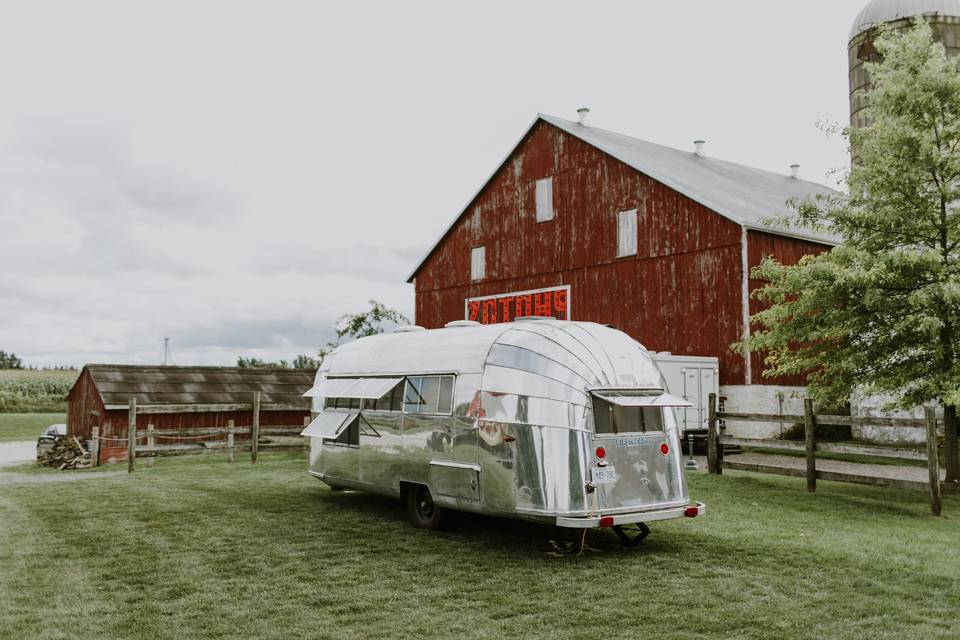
top-left (848, 0), bottom-right (960, 132)
top-left (850, 0), bottom-right (960, 40)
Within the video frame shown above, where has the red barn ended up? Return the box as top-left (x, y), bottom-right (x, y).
top-left (67, 365), bottom-right (314, 462)
top-left (407, 112), bottom-right (837, 389)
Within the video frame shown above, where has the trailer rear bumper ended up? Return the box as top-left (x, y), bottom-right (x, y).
top-left (555, 502), bottom-right (705, 529)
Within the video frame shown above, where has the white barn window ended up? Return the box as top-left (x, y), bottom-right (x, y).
top-left (471, 246), bottom-right (486, 281)
top-left (617, 209), bottom-right (637, 257)
top-left (535, 177), bottom-right (554, 222)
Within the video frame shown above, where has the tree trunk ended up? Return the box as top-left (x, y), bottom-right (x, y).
top-left (945, 404), bottom-right (959, 484)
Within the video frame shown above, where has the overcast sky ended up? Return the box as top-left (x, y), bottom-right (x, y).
top-left (1, 0), bottom-right (868, 368)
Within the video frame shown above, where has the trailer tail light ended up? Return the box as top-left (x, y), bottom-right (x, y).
top-left (685, 506), bottom-right (699, 518)
top-left (599, 516), bottom-right (615, 528)
top-left (659, 443), bottom-right (670, 456)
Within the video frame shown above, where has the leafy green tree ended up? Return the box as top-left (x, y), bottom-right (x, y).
top-left (291, 354), bottom-right (322, 369)
top-left (737, 20), bottom-right (960, 483)
top-left (0, 351), bottom-right (24, 369)
top-left (317, 300), bottom-right (410, 359)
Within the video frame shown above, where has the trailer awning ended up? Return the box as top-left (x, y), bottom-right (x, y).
top-left (593, 392), bottom-right (693, 408)
top-left (303, 377), bottom-right (404, 399)
top-left (301, 412), bottom-right (358, 439)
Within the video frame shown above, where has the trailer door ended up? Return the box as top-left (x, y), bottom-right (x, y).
top-left (589, 391), bottom-right (690, 511)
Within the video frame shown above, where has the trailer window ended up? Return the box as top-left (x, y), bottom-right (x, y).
top-left (593, 397), bottom-right (664, 434)
top-left (403, 375), bottom-right (455, 415)
top-left (330, 416), bottom-right (359, 447)
top-left (326, 397), bottom-right (361, 410)
top-left (373, 381), bottom-right (404, 412)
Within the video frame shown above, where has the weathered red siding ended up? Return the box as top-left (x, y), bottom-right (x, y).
top-left (66, 369), bottom-right (105, 440)
top-left (414, 120), bottom-right (748, 385)
top-left (747, 230), bottom-right (832, 386)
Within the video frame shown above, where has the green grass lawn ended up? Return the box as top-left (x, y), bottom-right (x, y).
top-left (0, 412), bottom-right (65, 442)
top-left (1, 453), bottom-right (957, 640)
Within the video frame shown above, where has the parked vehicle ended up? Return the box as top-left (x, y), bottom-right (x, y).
top-left (36, 423), bottom-right (67, 457)
top-left (302, 319), bottom-right (704, 542)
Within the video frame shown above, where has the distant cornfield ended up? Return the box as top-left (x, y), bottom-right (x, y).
top-left (0, 370), bottom-right (78, 413)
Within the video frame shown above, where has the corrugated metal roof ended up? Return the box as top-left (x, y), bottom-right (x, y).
top-left (849, 0), bottom-right (960, 39)
top-left (84, 365), bottom-right (315, 408)
top-left (407, 114), bottom-right (839, 282)
top-left (540, 115), bottom-right (839, 245)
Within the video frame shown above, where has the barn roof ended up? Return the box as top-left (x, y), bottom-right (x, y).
top-left (82, 365), bottom-right (315, 409)
top-left (407, 114), bottom-right (840, 282)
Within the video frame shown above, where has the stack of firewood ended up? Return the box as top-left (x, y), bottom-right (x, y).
top-left (37, 436), bottom-right (92, 470)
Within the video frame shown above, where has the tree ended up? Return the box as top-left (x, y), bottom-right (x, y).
top-left (235, 302), bottom-right (407, 370)
top-left (317, 300), bottom-right (410, 359)
top-left (0, 351), bottom-right (23, 369)
top-left (291, 354), bottom-right (322, 369)
top-left (235, 355), bottom-right (321, 369)
top-left (737, 20), bottom-right (960, 484)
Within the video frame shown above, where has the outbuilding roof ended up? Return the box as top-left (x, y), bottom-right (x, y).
top-left (407, 114), bottom-right (839, 282)
top-left (81, 364), bottom-right (315, 408)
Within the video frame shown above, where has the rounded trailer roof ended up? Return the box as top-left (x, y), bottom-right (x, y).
top-left (319, 320), bottom-right (664, 393)
top-left (850, 0), bottom-right (960, 39)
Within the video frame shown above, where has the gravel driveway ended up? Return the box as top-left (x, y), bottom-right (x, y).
top-left (0, 440), bottom-right (36, 468)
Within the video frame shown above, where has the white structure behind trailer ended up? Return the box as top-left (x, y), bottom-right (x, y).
top-left (301, 319), bottom-right (704, 542)
top-left (651, 353), bottom-right (720, 435)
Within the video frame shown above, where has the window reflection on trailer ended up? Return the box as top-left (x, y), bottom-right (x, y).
top-left (302, 319), bottom-right (705, 535)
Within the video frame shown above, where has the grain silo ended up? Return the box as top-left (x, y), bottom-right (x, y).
top-left (849, 0), bottom-right (960, 130)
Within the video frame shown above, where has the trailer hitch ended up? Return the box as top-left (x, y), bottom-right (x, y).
top-left (612, 523), bottom-right (651, 547)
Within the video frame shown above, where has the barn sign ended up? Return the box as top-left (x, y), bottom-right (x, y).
top-left (465, 285), bottom-right (570, 324)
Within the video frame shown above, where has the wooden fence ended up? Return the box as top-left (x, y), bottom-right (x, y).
top-left (705, 393), bottom-right (950, 516)
top-left (89, 393), bottom-right (309, 472)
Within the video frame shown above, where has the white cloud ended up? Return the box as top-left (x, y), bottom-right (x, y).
top-left (0, 0), bottom-right (865, 366)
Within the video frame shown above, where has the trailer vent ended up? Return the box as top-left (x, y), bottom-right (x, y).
top-left (445, 320), bottom-right (481, 328)
top-left (393, 325), bottom-right (426, 333)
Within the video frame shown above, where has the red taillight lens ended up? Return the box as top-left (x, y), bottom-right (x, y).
top-left (595, 446), bottom-right (606, 459)
top-left (684, 506), bottom-right (699, 518)
top-left (599, 516), bottom-right (615, 528)
top-left (659, 442), bottom-right (670, 455)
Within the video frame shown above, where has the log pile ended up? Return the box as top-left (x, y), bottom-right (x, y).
top-left (37, 436), bottom-right (92, 470)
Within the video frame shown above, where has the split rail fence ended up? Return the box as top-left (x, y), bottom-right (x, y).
top-left (89, 392), bottom-right (310, 473)
top-left (705, 393), bottom-right (953, 516)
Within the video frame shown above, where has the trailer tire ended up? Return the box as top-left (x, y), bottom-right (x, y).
top-left (405, 485), bottom-right (444, 530)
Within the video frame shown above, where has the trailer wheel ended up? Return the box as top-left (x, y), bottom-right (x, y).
top-left (405, 485), bottom-right (444, 530)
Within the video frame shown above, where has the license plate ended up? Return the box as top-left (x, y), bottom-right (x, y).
top-left (591, 466), bottom-right (617, 484)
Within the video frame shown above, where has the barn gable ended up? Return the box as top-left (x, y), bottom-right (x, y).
top-left (408, 114), bottom-right (838, 283)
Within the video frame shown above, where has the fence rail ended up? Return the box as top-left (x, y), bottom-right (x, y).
top-left (88, 392), bottom-right (311, 472)
top-left (706, 393), bottom-right (948, 516)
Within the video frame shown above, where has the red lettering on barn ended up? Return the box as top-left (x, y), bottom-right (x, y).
top-left (465, 286), bottom-right (570, 325)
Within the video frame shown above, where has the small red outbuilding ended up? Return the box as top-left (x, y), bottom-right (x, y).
top-left (66, 365), bottom-right (315, 462)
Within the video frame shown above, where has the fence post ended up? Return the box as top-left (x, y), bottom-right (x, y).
top-left (91, 426), bottom-right (100, 467)
top-left (804, 398), bottom-right (816, 492)
top-left (251, 391), bottom-right (260, 464)
top-left (925, 407), bottom-right (943, 517)
top-left (228, 419), bottom-right (236, 463)
top-left (303, 415), bottom-right (310, 461)
top-left (127, 397), bottom-right (137, 474)
top-left (707, 392), bottom-right (720, 475)
top-left (147, 424), bottom-right (155, 468)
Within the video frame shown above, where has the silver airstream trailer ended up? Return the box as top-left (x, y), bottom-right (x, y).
top-left (302, 319), bottom-right (704, 542)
